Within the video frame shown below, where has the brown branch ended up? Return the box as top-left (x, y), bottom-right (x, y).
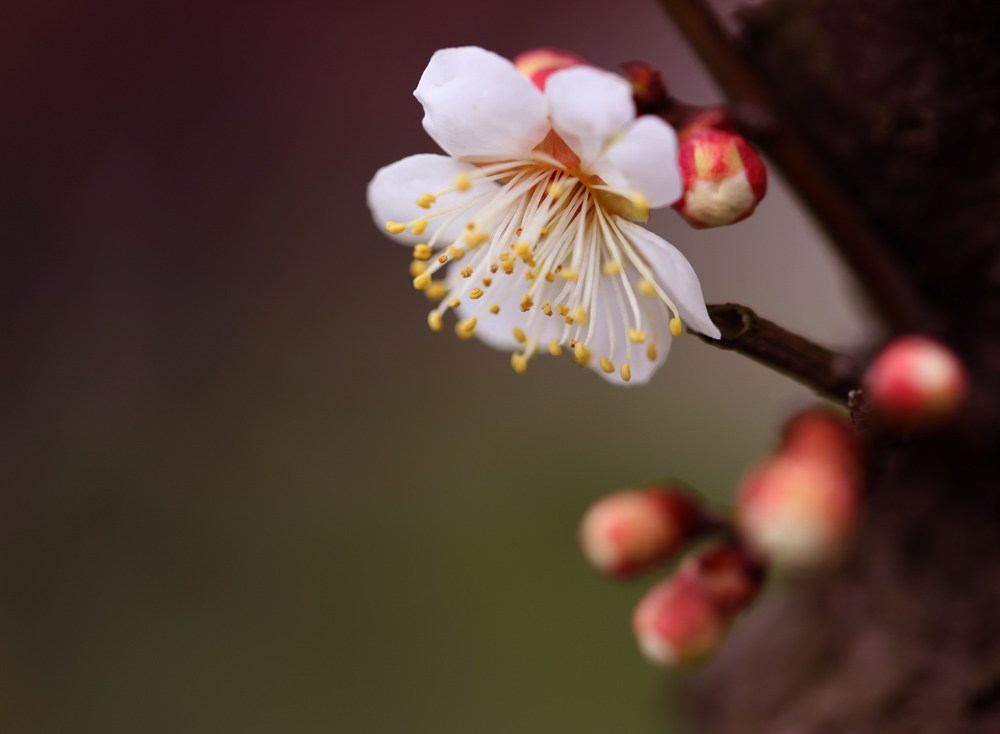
top-left (654, 0), bottom-right (932, 334)
top-left (692, 304), bottom-right (863, 402)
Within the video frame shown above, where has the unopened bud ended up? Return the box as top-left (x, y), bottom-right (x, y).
top-left (632, 573), bottom-right (726, 668)
top-left (781, 407), bottom-right (861, 473)
top-left (621, 61), bottom-right (668, 113)
top-left (864, 336), bottom-right (969, 429)
top-left (673, 128), bottom-right (767, 228)
top-left (513, 48), bottom-right (586, 90)
top-left (679, 543), bottom-right (765, 615)
top-left (736, 451), bottom-right (859, 570)
top-left (579, 487), bottom-right (707, 578)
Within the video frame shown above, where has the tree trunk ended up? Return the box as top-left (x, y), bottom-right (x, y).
top-left (689, 1), bottom-right (1000, 731)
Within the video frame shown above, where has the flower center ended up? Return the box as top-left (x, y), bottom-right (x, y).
top-left (384, 152), bottom-right (684, 378)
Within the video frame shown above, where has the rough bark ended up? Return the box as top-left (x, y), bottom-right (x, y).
top-left (687, 1), bottom-right (1000, 731)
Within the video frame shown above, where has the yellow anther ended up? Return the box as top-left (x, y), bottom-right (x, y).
top-left (482, 277), bottom-right (492, 287)
top-left (463, 230), bottom-right (489, 247)
top-left (512, 327), bottom-right (526, 343)
top-left (410, 217), bottom-right (427, 235)
top-left (557, 305), bottom-right (569, 316)
top-left (447, 244), bottom-right (465, 260)
top-left (469, 288), bottom-right (484, 299)
top-left (631, 192), bottom-right (650, 210)
top-left (413, 243), bottom-right (433, 261)
top-left (573, 341), bottom-right (591, 366)
top-left (572, 305), bottom-right (588, 324)
top-left (519, 295), bottom-right (533, 312)
top-left (669, 317), bottom-right (683, 337)
top-left (416, 192), bottom-right (436, 209)
top-left (410, 260), bottom-right (427, 276)
top-left (541, 303), bottom-right (553, 316)
top-left (515, 227), bottom-right (523, 236)
top-left (413, 272), bottom-right (431, 290)
top-left (502, 259), bottom-right (515, 275)
top-left (448, 297), bottom-right (461, 308)
top-left (438, 254), bottom-right (449, 264)
top-left (489, 304), bottom-right (500, 314)
top-left (555, 264), bottom-right (563, 273)
top-left (539, 227), bottom-right (549, 238)
top-left (627, 328), bottom-right (648, 343)
top-left (565, 316), bottom-right (574, 324)
top-left (547, 181), bottom-right (563, 197)
top-left (600, 357), bottom-right (614, 373)
top-left (511, 353), bottom-right (528, 374)
top-left (385, 221), bottom-right (407, 234)
top-left (545, 271), bottom-right (556, 282)
top-left (461, 266), bottom-right (473, 278)
top-left (454, 173), bottom-right (472, 191)
top-left (647, 343), bottom-right (658, 361)
top-left (559, 269), bottom-right (579, 281)
top-left (427, 311), bottom-right (443, 332)
top-left (490, 263), bottom-right (499, 274)
top-left (455, 316), bottom-right (477, 339)
top-left (514, 241), bottom-right (531, 259)
top-left (620, 363), bottom-right (632, 382)
top-left (548, 339), bottom-right (562, 356)
top-left (638, 278), bottom-right (656, 297)
top-left (602, 261), bottom-right (623, 275)
top-left (525, 270), bottom-right (534, 280)
top-left (425, 281), bottom-right (449, 301)
top-left (466, 222), bottom-right (475, 230)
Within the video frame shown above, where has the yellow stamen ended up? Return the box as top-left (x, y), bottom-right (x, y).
top-left (519, 295), bottom-right (533, 312)
top-left (572, 305), bottom-right (588, 324)
top-left (525, 270), bottom-right (534, 280)
top-left (670, 317), bottom-right (683, 337)
top-left (547, 181), bottom-right (563, 197)
top-left (602, 261), bottom-right (623, 275)
top-left (385, 221), bottom-right (406, 234)
top-left (565, 316), bottom-right (574, 324)
top-left (559, 269), bottom-right (579, 281)
top-left (413, 272), bottom-right (431, 290)
top-left (600, 357), bottom-right (614, 373)
top-left (482, 277), bottom-right (492, 287)
top-left (456, 317), bottom-right (477, 339)
top-left (511, 353), bottom-right (528, 374)
top-left (438, 254), bottom-right (448, 264)
top-left (447, 244), bottom-right (465, 260)
top-left (620, 363), bottom-right (631, 381)
top-left (548, 339), bottom-right (562, 356)
top-left (454, 173), bottom-right (471, 191)
top-left (489, 304), bottom-right (500, 314)
top-left (461, 266), bottom-right (473, 278)
top-left (514, 241), bottom-right (531, 259)
top-left (628, 328), bottom-right (648, 343)
top-left (416, 192), bottom-right (436, 209)
top-left (410, 217), bottom-right (427, 236)
top-left (410, 260), bottom-right (427, 276)
top-left (512, 327), bottom-right (526, 343)
top-left (647, 344), bottom-right (657, 361)
top-left (413, 243), bottom-right (432, 261)
top-left (541, 303), bottom-right (553, 316)
top-left (557, 305), bottom-right (569, 316)
top-left (545, 271), bottom-right (556, 282)
top-left (638, 278), bottom-right (656, 297)
top-left (464, 230), bottom-right (489, 247)
top-left (469, 288), bottom-right (484, 299)
top-left (539, 227), bottom-right (548, 238)
top-left (631, 192), bottom-right (649, 210)
top-left (573, 342), bottom-right (591, 366)
top-left (425, 281), bottom-right (448, 301)
top-left (427, 311), bottom-right (443, 332)
top-left (490, 263), bottom-right (499, 274)
top-left (449, 297), bottom-right (461, 308)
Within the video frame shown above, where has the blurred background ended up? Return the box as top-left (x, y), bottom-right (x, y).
top-left (0, 1), bottom-right (871, 732)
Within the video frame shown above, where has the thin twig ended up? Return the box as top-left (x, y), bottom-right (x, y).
top-left (692, 304), bottom-right (863, 403)
top-left (655, 0), bottom-right (931, 334)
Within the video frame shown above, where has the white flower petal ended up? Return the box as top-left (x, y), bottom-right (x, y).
top-left (583, 267), bottom-right (672, 386)
top-left (618, 220), bottom-right (721, 338)
top-left (545, 67), bottom-right (636, 168)
top-left (367, 154), bottom-right (496, 246)
top-left (591, 117), bottom-right (682, 208)
top-left (414, 47), bottom-right (550, 160)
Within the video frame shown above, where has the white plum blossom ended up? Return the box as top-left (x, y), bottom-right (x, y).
top-left (367, 46), bottom-right (720, 385)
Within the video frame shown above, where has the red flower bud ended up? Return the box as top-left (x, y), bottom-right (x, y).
top-left (512, 48), bottom-right (586, 90)
top-left (864, 336), bottom-right (969, 429)
top-left (579, 486), bottom-right (707, 578)
top-left (781, 407), bottom-right (861, 474)
top-left (673, 128), bottom-right (767, 228)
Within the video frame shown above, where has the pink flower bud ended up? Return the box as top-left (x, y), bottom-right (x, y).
top-left (579, 487), bottom-right (707, 578)
top-left (632, 572), bottom-right (727, 667)
top-left (736, 451), bottom-right (859, 569)
top-left (673, 128), bottom-right (767, 229)
top-left (512, 48), bottom-right (586, 90)
top-left (864, 336), bottom-right (969, 429)
top-left (781, 407), bottom-right (861, 475)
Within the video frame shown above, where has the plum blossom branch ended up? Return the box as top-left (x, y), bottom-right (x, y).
top-left (690, 303), bottom-right (863, 403)
top-left (653, 0), bottom-right (932, 334)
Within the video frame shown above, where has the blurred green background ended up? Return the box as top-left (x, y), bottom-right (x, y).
top-left (0, 1), bottom-right (869, 732)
